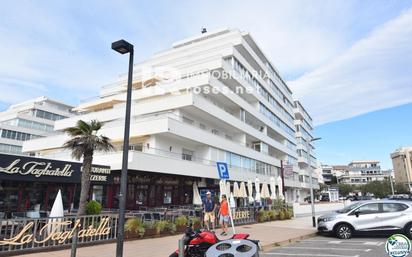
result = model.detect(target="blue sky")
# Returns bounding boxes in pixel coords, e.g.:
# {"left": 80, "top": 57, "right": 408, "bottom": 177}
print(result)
{"left": 0, "top": 1, "right": 411, "bottom": 168}
{"left": 315, "top": 103, "right": 412, "bottom": 169}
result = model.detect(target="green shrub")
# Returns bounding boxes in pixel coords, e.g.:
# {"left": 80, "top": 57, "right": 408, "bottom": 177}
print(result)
{"left": 143, "top": 222, "right": 155, "bottom": 229}
{"left": 125, "top": 218, "right": 142, "bottom": 233}
{"left": 188, "top": 217, "right": 201, "bottom": 227}
{"left": 174, "top": 216, "right": 188, "bottom": 227}
{"left": 267, "top": 210, "right": 276, "bottom": 221}
{"left": 278, "top": 210, "right": 286, "bottom": 220}
{"left": 137, "top": 226, "right": 145, "bottom": 238}
{"left": 154, "top": 220, "right": 168, "bottom": 234}
{"left": 85, "top": 200, "right": 102, "bottom": 215}
{"left": 165, "top": 221, "right": 177, "bottom": 234}
{"left": 257, "top": 210, "right": 268, "bottom": 223}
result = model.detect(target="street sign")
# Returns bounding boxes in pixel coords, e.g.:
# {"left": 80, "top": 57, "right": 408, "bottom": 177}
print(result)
{"left": 216, "top": 162, "right": 230, "bottom": 179}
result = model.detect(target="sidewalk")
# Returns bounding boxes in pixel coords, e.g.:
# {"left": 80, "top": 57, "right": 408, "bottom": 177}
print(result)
{"left": 20, "top": 216, "right": 317, "bottom": 257}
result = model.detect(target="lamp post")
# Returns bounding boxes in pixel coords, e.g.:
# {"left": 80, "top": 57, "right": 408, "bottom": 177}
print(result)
{"left": 112, "top": 39, "right": 134, "bottom": 257}
{"left": 307, "top": 137, "right": 321, "bottom": 228}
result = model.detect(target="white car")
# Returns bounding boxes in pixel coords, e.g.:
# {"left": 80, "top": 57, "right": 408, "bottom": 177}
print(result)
{"left": 317, "top": 200, "right": 412, "bottom": 239}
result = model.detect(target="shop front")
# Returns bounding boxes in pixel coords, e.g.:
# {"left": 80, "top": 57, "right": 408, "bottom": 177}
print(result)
{"left": 0, "top": 153, "right": 112, "bottom": 217}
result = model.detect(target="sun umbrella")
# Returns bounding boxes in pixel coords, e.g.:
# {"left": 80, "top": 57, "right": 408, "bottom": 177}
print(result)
{"left": 270, "top": 177, "right": 277, "bottom": 200}
{"left": 219, "top": 180, "right": 228, "bottom": 199}
{"left": 193, "top": 182, "right": 202, "bottom": 205}
{"left": 233, "top": 182, "right": 241, "bottom": 197}
{"left": 48, "top": 189, "right": 64, "bottom": 234}
{"left": 277, "top": 175, "right": 284, "bottom": 199}
{"left": 255, "top": 178, "right": 261, "bottom": 202}
{"left": 239, "top": 182, "right": 247, "bottom": 198}
{"left": 229, "top": 192, "right": 236, "bottom": 208}
{"left": 247, "top": 179, "right": 254, "bottom": 204}
{"left": 261, "top": 182, "right": 270, "bottom": 198}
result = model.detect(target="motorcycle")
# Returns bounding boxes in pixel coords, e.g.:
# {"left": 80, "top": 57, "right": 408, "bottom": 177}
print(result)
{"left": 169, "top": 224, "right": 259, "bottom": 257}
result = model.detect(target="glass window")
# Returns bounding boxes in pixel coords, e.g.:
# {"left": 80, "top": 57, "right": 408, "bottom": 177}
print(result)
{"left": 383, "top": 203, "right": 408, "bottom": 212}
{"left": 356, "top": 203, "right": 380, "bottom": 214}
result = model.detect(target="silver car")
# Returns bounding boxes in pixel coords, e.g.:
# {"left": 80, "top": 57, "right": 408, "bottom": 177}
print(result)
{"left": 317, "top": 200, "right": 412, "bottom": 239}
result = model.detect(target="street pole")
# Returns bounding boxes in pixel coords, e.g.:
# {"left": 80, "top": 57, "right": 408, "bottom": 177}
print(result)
{"left": 389, "top": 174, "right": 395, "bottom": 195}
{"left": 307, "top": 137, "right": 321, "bottom": 228}
{"left": 112, "top": 39, "right": 134, "bottom": 257}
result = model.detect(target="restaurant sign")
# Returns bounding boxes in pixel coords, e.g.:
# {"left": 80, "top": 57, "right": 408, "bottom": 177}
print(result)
{"left": 0, "top": 217, "right": 111, "bottom": 246}
{"left": 0, "top": 153, "right": 112, "bottom": 183}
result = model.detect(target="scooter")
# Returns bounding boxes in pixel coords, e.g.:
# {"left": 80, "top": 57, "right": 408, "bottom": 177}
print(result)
{"left": 169, "top": 224, "right": 259, "bottom": 257}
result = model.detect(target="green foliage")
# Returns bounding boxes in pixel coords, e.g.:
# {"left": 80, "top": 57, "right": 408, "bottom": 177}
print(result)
{"left": 125, "top": 218, "right": 143, "bottom": 233}
{"left": 360, "top": 180, "right": 392, "bottom": 198}
{"left": 267, "top": 210, "right": 276, "bottom": 221}
{"left": 189, "top": 216, "right": 201, "bottom": 227}
{"left": 85, "top": 200, "right": 102, "bottom": 215}
{"left": 125, "top": 218, "right": 145, "bottom": 238}
{"left": 278, "top": 209, "right": 286, "bottom": 220}
{"left": 257, "top": 210, "right": 268, "bottom": 223}
{"left": 143, "top": 222, "right": 155, "bottom": 229}
{"left": 174, "top": 216, "right": 188, "bottom": 226}
{"left": 395, "top": 183, "right": 409, "bottom": 194}
{"left": 337, "top": 184, "right": 355, "bottom": 197}
{"left": 154, "top": 220, "right": 168, "bottom": 234}
{"left": 165, "top": 222, "right": 177, "bottom": 234}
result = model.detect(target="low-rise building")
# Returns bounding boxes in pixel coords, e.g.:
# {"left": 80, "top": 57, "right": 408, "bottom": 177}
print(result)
{"left": 338, "top": 160, "right": 390, "bottom": 185}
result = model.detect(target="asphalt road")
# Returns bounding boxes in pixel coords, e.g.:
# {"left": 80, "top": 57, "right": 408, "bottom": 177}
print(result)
{"left": 262, "top": 236, "right": 390, "bottom": 257}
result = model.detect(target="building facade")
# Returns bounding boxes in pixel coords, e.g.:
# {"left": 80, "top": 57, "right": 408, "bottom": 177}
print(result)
{"left": 338, "top": 160, "right": 390, "bottom": 185}
{"left": 391, "top": 147, "right": 412, "bottom": 187}
{"left": 22, "top": 29, "right": 318, "bottom": 209}
{"left": 0, "top": 97, "right": 74, "bottom": 155}
{"left": 293, "top": 100, "right": 319, "bottom": 201}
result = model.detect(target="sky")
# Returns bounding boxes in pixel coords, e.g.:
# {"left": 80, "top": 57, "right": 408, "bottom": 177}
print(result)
{"left": 0, "top": 1, "right": 411, "bottom": 168}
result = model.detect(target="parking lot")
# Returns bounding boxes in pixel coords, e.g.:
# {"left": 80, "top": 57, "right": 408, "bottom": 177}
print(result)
{"left": 262, "top": 236, "right": 389, "bottom": 257}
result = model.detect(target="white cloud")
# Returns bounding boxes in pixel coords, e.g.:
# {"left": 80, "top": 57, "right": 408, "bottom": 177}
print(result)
{"left": 289, "top": 8, "right": 412, "bottom": 125}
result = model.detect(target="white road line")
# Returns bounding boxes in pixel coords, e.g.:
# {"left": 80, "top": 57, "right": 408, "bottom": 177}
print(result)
{"left": 281, "top": 246, "right": 371, "bottom": 252}
{"left": 263, "top": 253, "right": 360, "bottom": 257}
{"left": 304, "top": 239, "right": 385, "bottom": 243}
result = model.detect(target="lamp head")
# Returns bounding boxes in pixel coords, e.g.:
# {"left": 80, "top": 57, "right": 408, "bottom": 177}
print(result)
{"left": 112, "top": 39, "right": 133, "bottom": 54}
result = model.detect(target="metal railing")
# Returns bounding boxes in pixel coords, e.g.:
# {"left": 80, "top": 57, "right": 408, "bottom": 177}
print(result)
{"left": 0, "top": 214, "right": 118, "bottom": 255}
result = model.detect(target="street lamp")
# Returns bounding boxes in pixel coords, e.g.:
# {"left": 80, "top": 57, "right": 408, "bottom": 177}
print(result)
{"left": 308, "top": 137, "right": 321, "bottom": 228}
{"left": 112, "top": 39, "right": 134, "bottom": 257}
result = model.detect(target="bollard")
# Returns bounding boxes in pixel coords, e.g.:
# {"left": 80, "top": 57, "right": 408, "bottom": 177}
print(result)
{"left": 178, "top": 238, "right": 184, "bottom": 257}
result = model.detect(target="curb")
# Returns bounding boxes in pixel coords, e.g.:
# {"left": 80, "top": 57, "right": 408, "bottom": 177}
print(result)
{"left": 260, "top": 232, "right": 318, "bottom": 252}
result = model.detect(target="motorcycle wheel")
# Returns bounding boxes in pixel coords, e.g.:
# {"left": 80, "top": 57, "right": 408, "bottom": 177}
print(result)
{"left": 168, "top": 252, "right": 178, "bottom": 257}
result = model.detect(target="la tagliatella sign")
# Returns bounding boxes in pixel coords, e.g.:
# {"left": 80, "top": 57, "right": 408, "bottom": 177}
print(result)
{"left": 0, "top": 217, "right": 111, "bottom": 246}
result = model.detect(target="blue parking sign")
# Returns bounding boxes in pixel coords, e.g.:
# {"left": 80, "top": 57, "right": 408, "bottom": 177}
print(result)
{"left": 216, "top": 162, "right": 229, "bottom": 179}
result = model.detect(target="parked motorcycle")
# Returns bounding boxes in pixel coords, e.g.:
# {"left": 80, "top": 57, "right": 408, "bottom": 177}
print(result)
{"left": 169, "top": 225, "right": 259, "bottom": 257}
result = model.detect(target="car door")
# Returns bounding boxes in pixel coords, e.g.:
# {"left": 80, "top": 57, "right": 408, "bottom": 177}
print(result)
{"left": 350, "top": 203, "right": 382, "bottom": 231}
{"left": 377, "top": 203, "right": 409, "bottom": 230}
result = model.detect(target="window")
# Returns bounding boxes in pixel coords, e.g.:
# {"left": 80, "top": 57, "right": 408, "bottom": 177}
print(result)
{"left": 356, "top": 203, "right": 380, "bottom": 214}
{"left": 1, "top": 129, "right": 40, "bottom": 141}
{"left": 163, "top": 187, "right": 172, "bottom": 204}
{"left": 383, "top": 203, "right": 408, "bottom": 212}
{"left": 35, "top": 109, "right": 67, "bottom": 121}
{"left": 0, "top": 143, "right": 23, "bottom": 154}
{"left": 182, "top": 148, "right": 194, "bottom": 161}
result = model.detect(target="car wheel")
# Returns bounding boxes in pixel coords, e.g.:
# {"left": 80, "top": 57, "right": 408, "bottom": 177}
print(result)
{"left": 404, "top": 223, "right": 412, "bottom": 239}
{"left": 335, "top": 224, "right": 352, "bottom": 239}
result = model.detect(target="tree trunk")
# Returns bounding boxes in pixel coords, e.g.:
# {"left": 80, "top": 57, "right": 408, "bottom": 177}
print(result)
{"left": 77, "top": 152, "right": 93, "bottom": 216}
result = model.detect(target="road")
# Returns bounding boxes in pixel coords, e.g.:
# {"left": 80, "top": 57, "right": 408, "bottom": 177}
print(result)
{"left": 262, "top": 236, "right": 389, "bottom": 257}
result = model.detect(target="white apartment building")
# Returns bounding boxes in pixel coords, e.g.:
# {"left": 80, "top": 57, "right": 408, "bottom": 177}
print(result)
{"left": 0, "top": 97, "right": 74, "bottom": 155}
{"left": 23, "top": 29, "right": 318, "bottom": 208}
{"left": 338, "top": 160, "right": 390, "bottom": 185}
{"left": 294, "top": 100, "right": 319, "bottom": 201}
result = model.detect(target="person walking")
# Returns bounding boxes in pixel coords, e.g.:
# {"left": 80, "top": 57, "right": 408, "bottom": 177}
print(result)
{"left": 219, "top": 194, "right": 229, "bottom": 236}
{"left": 202, "top": 191, "right": 217, "bottom": 231}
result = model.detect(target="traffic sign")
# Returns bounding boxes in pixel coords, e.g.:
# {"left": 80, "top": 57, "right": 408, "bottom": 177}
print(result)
{"left": 216, "top": 162, "right": 230, "bottom": 179}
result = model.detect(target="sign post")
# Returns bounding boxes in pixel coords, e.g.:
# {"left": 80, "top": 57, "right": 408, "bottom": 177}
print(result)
{"left": 216, "top": 162, "right": 235, "bottom": 234}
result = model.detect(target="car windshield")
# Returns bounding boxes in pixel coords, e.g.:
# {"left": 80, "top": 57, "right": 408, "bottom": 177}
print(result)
{"left": 336, "top": 202, "right": 363, "bottom": 213}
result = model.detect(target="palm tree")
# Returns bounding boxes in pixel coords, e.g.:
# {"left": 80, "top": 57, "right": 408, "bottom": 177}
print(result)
{"left": 63, "top": 120, "right": 114, "bottom": 215}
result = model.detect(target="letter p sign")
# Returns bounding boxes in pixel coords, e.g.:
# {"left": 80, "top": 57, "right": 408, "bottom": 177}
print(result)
{"left": 216, "top": 162, "right": 229, "bottom": 179}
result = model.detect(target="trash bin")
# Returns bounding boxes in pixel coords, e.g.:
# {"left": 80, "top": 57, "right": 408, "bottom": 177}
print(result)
{"left": 206, "top": 239, "right": 259, "bottom": 257}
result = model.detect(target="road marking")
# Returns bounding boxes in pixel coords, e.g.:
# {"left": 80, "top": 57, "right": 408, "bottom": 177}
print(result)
{"left": 263, "top": 253, "right": 359, "bottom": 257}
{"left": 281, "top": 246, "right": 371, "bottom": 252}
{"left": 328, "top": 241, "right": 342, "bottom": 244}
{"left": 364, "top": 242, "right": 379, "bottom": 246}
